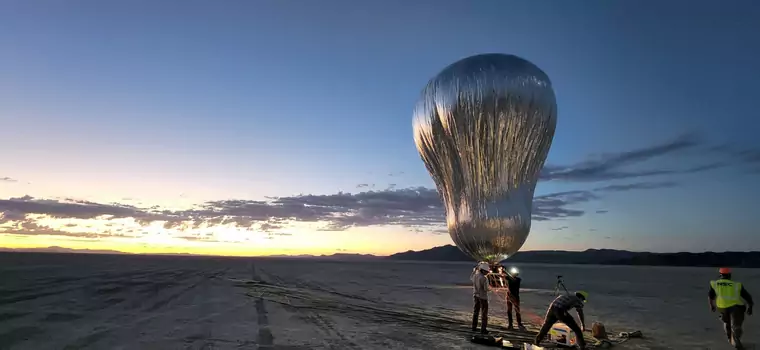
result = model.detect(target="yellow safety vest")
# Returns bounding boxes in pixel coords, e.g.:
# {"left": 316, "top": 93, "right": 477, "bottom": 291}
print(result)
{"left": 710, "top": 279, "right": 744, "bottom": 308}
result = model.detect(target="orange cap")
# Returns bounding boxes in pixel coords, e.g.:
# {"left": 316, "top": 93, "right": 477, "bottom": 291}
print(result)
{"left": 719, "top": 267, "right": 732, "bottom": 274}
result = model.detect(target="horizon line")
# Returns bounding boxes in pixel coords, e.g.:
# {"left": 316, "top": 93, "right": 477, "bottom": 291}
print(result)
{"left": 2, "top": 245, "right": 759, "bottom": 258}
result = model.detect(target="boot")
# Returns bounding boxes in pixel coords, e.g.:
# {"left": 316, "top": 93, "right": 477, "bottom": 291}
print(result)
{"left": 733, "top": 336, "right": 743, "bottom": 349}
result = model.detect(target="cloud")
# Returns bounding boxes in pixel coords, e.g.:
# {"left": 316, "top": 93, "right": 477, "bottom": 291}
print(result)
{"left": 708, "top": 145, "right": 760, "bottom": 172}
{"left": 0, "top": 214, "right": 101, "bottom": 239}
{"left": 539, "top": 133, "right": 732, "bottom": 182}
{"left": 593, "top": 181, "right": 677, "bottom": 193}
{"left": 0, "top": 195, "right": 177, "bottom": 222}
{"left": 1, "top": 133, "right": 754, "bottom": 240}
{"left": 1, "top": 177, "right": 18, "bottom": 183}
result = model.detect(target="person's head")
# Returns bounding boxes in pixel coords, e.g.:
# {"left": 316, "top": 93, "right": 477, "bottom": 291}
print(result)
{"left": 719, "top": 267, "right": 732, "bottom": 279}
{"left": 575, "top": 291, "right": 589, "bottom": 303}
{"left": 478, "top": 262, "right": 490, "bottom": 273}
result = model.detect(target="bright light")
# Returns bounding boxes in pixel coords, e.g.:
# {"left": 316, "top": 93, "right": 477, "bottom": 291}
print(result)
{"left": 509, "top": 267, "right": 519, "bottom": 275}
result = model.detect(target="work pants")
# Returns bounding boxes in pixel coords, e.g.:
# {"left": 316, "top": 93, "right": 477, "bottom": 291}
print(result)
{"left": 719, "top": 305, "right": 746, "bottom": 344}
{"left": 472, "top": 296, "right": 488, "bottom": 332}
{"left": 507, "top": 296, "right": 522, "bottom": 327}
{"left": 535, "top": 307, "right": 586, "bottom": 349}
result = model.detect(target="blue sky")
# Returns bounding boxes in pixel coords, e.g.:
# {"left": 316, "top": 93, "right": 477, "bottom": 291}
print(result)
{"left": 1, "top": 1, "right": 759, "bottom": 254}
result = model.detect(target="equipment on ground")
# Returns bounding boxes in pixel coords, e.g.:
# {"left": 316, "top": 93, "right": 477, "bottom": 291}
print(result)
{"left": 549, "top": 323, "right": 579, "bottom": 347}
{"left": 554, "top": 275, "right": 569, "bottom": 296}
{"left": 413, "top": 53, "right": 558, "bottom": 264}
{"left": 470, "top": 334, "right": 539, "bottom": 349}
{"left": 591, "top": 322, "right": 608, "bottom": 339}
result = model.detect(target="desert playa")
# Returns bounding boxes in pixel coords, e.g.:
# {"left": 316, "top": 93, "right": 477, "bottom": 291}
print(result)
{"left": 0, "top": 253, "right": 757, "bottom": 349}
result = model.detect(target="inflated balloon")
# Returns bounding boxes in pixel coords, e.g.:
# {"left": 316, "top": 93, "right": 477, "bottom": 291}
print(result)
{"left": 413, "top": 53, "right": 557, "bottom": 263}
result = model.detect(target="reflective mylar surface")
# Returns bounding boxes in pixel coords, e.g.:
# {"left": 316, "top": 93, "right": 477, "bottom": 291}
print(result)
{"left": 413, "top": 54, "right": 557, "bottom": 263}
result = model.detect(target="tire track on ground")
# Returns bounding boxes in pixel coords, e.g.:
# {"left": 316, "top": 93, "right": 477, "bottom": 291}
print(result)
{"left": 257, "top": 268, "right": 362, "bottom": 350}
{"left": 144, "top": 270, "right": 206, "bottom": 312}
{"left": 61, "top": 268, "right": 217, "bottom": 349}
{"left": 250, "top": 271, "right": 493, "bottom": 349}
{"left": 250, "top": 263, "right": 275, "bottom": 350}
{"left": 181, "top": 268, "right": 231, "bottom": 349}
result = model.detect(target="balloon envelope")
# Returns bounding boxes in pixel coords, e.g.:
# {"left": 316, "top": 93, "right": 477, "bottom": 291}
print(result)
{"left": 413, "top": 53, "right": 557, "bottom": 263}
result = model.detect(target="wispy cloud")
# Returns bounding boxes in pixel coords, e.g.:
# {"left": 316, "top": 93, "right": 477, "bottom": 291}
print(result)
{"left": 593, "top": 181, "right": 677, "bottom": 192}
{"left": 708, "top": 144, "right": 760, "bottom": 172}
{"left": 539, "top": 133, "right": 735, "bottom": 182}
{"left": 1, "top": 177, "right": 18, "bottom": 183}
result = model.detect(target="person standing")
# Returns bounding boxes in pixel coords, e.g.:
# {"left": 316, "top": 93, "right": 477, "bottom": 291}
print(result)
{"left": 534, "top": 291, "right": 589, "bottom": 350}
{"left": 709, "top": 267, "right": 754, "bottom": 349}
{"left": 504, "top": 267, "right": 525, "bottom": 330}
{"left": 471, "top": 262, "right": 491, "bottom": 334}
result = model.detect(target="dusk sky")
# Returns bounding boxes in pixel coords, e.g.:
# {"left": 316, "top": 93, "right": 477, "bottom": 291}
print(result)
{"left": 1, "top": 1, "right": 759, "bottom": 256}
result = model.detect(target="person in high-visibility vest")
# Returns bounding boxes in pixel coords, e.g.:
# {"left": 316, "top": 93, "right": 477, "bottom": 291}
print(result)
{"left": 709, "top": 267, "right": 754, "bottom": 349}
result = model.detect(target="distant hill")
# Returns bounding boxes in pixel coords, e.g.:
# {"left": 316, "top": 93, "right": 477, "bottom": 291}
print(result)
{"left": 0, "top": 246, "right": 128, "bottom": 255}
{"left": 322, "top": 253, "right": 380, "bottom": 260}
{"left": 4, "top": 245, "right": 758, "bottom": 267}
{"left": 0, "top": 247, "right": 379, "bottom": 260}
{"left": 387, "top": 245, "right": 760, "bottom": 268}
{"left": 263, "top": 253, "right": 381, "bottom": 261}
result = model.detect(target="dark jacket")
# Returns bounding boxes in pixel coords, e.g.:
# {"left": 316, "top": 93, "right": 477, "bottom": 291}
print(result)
{"left": 505, "top": 273, "right": 521, "bottom": 299}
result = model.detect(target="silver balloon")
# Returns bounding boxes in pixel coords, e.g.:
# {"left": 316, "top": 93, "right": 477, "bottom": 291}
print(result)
{"left": 413, "top": 53, "right": 557, "bottom": 263}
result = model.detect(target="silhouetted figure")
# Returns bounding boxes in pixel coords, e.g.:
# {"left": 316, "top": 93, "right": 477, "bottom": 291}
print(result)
{"left": 504, "top": 267, "right": 525, "bottom": 330}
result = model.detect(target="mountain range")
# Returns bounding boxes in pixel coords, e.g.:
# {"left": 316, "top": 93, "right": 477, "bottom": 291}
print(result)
{"left": 3, "top": 245, "right": 759, "bottom": 267}
{"left": 387, "top": 245, "right": 760, "bottom": 267}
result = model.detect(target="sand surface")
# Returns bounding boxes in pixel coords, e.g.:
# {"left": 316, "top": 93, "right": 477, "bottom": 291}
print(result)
{"left": 0, "top": 253, "right": 757, "bottom": 349}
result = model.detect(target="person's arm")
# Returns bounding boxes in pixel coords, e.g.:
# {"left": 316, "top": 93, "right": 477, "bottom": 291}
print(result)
{"left": 708, "top": 286, "right": 717, "bottom": 311}
{"left": 741, "top": 286, "right": 753, "bottom": 315}
{"left": 576, "top": 306, "right": 586, "bottom": 331}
